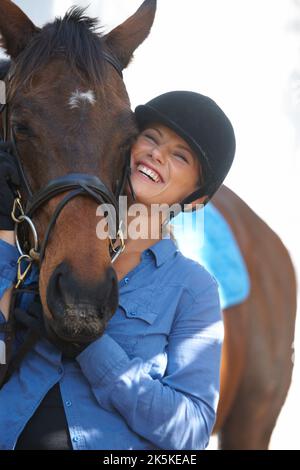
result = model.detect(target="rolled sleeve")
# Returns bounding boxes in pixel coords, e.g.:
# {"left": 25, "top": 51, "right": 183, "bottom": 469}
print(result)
{"left": 76, "top": 333, "right": 134, "bottom": 411}
{"left": 77, "top": 334, "right": 130, "bottom": 387}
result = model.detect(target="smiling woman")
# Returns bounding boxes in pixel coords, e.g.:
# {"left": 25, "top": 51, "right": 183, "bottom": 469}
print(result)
{"left": 111, "top": 90, "right": 235, "bottom": 280}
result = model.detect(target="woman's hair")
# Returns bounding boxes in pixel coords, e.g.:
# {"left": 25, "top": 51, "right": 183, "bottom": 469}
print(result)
{"left": 194, "top": 156, "right": 205, "bottom": 192}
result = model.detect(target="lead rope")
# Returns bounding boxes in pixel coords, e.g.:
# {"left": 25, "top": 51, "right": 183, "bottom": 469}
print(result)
{"left": 0, "top": 284, "right": 39, "bottom": 388}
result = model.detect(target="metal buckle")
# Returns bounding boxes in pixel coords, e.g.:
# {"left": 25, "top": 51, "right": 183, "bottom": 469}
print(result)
{"left": 110, "top": 221, "right": 126, "bottom": 263}
{"left": 111, "top": 243, "right": 125, "bottom": 264}
{"left": 11, "top": 192, "right": 24, "bottom": 222}
{"left": 16, "top": 255, "right": 33, "bottom": 288}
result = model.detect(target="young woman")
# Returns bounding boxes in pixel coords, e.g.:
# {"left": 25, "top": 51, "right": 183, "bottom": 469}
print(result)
{"left": 0, "top": 91, "right": 235, "bottom": 450}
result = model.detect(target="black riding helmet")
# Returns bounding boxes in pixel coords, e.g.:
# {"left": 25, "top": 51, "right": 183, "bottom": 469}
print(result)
{"left": 135, "top": 91, "right": 236, "bottom": 209}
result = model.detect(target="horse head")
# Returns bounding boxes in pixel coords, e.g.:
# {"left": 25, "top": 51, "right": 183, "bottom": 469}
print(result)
{"left": 0, "top": 0, "right": 157, "bottom": 346}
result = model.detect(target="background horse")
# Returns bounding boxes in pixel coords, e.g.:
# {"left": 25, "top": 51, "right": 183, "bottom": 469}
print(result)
{"left": 0, "top": 0, "right": 297, "bottom": 450}
{"left": 212, "top": 185, "right": 297, "bottom": 449}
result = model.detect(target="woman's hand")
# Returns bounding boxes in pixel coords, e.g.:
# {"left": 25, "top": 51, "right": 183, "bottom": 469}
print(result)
{"left": 0, "top": 140, "right": 20, "bottom": 231}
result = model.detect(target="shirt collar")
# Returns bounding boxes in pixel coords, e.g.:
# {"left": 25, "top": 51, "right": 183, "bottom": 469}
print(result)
{"left": 146, "top": 237, "right": 178, "bottom": 268}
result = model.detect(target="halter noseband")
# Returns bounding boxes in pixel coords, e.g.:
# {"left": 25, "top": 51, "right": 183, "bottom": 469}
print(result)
{"left": 0, "top": 52, "right": 135, "bottom": 285}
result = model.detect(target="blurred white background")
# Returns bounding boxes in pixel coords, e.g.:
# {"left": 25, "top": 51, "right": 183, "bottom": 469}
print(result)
{"left": 1, "top": 0, "right": 299, "bottom": 449}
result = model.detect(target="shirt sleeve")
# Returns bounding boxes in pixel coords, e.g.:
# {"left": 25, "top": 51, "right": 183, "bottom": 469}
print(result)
{"left": 0, "top": 239, "right": 19, "bottom": 300}
{"left": 77, "top": 280, "right": 223, "bottom": 450}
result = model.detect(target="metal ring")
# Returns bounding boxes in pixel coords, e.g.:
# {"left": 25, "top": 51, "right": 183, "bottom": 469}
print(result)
{"left": 14, "top": 215, "right": 39, "bottom": 258}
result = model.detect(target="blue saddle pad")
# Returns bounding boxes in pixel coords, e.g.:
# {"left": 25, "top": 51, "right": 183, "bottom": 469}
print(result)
{"left": 171, "top": 202, "right": 250, "bottom": 309}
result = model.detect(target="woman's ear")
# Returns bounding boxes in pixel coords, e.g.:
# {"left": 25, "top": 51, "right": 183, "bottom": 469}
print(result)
{"left": 190, "top": 195, "right": 209, "bottom": 209}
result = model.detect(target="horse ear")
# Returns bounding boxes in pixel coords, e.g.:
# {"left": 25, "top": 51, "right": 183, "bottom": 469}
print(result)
{"left": 0, "top": 0, "right": 40, "bottom": 58}
{"left": 104, "top": 0, "right": 157, "bottom": 69}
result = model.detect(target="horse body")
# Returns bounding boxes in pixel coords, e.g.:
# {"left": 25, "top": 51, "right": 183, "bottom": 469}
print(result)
{"left": 213, "top": 185, "right": 297, "bottom": 449}
{"left": 0, "top": 0, "right": 297, "bottom": 450}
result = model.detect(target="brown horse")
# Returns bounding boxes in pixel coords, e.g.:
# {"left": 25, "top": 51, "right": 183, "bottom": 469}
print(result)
{"left": 0, "top": 0, "right": 157, "bottom": 347}
{"left": 0, "top": 0, "right": 297, "bottom": 450}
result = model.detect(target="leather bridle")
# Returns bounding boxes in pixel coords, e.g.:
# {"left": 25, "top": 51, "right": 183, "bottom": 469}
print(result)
{"left": 0, "top": 52, "right": 136, "bottom": 285}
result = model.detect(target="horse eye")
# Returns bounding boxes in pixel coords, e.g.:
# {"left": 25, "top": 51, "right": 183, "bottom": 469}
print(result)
{"left": 13, "top": 123, "right": 29, "bottom": 133}
{"left": 12, "top": 122, "right": 33, "bottom": 138}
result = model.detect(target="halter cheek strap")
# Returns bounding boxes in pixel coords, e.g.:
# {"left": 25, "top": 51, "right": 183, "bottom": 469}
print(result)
{"left": 0, "top": 82, "right": 8, "bottom": 141}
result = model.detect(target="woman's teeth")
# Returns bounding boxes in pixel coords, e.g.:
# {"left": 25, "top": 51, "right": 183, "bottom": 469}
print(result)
{"left": 137, "top": 164, "right": 162, "bottom": 183}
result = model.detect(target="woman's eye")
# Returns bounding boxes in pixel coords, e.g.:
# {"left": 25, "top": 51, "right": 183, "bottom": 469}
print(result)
{"left": 175, "top": 154, "right": 188, "bottom": 162}
{"left": 144, "top": 133, "right": 157, "bottom": 143}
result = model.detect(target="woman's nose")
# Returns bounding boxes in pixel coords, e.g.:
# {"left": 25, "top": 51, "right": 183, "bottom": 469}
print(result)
{"left": 150, "top": 146, "right": 166, "bottom": 164}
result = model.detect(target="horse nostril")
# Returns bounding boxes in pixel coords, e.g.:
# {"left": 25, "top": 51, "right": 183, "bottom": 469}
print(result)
{"left": 47, "top": 262, "right": 69, "bottom": 319}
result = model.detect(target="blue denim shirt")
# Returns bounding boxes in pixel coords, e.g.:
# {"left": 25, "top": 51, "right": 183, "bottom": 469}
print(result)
{"left": 0, "top": 238, "right": 223, "bottom": 450}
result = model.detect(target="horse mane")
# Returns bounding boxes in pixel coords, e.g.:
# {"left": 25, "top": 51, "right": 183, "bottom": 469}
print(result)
{"left": 10, "top": 7, "right": 106, "bottom": 90}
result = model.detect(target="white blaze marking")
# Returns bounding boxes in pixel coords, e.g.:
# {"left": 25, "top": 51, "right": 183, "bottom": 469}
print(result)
{"left": 69, "top": 90, "right": 96, "bottom": 109}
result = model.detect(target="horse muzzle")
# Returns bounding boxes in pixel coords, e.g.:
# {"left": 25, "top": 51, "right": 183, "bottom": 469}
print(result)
{"left": 45, "top": 261, "right": 118, "bottom": 343}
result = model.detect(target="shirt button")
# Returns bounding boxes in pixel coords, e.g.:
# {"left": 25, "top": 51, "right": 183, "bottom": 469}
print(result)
{"left": 65, "top": 400, "right": 72, "bottom": 407}
{"left": 72, "top": 436, "right": 80, "bottom": 443}
{"left": 124, "top": 277, "right": 129, "bottom": 284}
{"left": 57, "top": 367, "right": 63, "bottom": 375}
